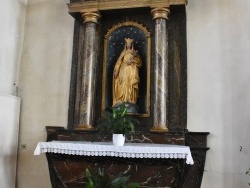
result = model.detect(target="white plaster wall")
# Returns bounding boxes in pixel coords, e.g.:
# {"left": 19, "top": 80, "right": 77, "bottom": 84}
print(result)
{"left": 0, "top": 94, "right": 21, "bottom": 188}
{"left": 187, "top": 0, "right": 250, "bottom": 187}
{"left": 0, "top": 0, "right": 27, "bottom": 95}
{"left": 17, "top": 0, "right": 74, "bottom": 187}
{"left": 0, "top": 0, "right": 26, "bottom": 187}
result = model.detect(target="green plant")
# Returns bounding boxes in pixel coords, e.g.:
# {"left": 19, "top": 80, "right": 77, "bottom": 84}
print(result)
{"left": 97, "top": 102, "right": 139, "bottom": 136}
{"left": 85, "top": 168, "right": 139, "bottom": 188}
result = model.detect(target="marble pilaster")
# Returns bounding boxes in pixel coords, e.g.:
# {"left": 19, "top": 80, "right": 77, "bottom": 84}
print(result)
{"left": 76, "top": 10, "right": 100, "bottom": 130}
{"left": 151, "top": 7, "right": 170, "bottom": 132}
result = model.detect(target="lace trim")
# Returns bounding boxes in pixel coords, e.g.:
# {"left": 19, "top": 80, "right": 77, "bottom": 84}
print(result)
{"left": 34, "top": 141, "right": 194, "bottom": 165}
{"left": 41, "top": 148, "right": 187, "bottom": 159}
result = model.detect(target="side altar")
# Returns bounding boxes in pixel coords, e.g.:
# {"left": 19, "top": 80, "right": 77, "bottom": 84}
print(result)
{"left": 43, "top": 127, "right": 208, "bottom": 188}
{"left": 41, "top": 0, "right": 210, "bottom": 187}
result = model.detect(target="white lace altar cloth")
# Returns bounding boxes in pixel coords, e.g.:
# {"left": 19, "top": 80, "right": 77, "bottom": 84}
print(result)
{"left": 34, "top": 141, "right": 194, "bottom": 165}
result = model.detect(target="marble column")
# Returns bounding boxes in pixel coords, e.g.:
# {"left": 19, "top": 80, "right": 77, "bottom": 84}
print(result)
{"left": 151, "top": 7, "right": 170, "bottom": 132}
{"left": 76, "top": 10, "right": 100, "bottom": 130}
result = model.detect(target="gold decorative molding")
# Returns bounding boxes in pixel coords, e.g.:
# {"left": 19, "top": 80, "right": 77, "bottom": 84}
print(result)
{"left": 150, "top": 125, "right": 169, "bottom": 132}
{"left": 80, "top": 9, "right": 100, "bottom": 23}
{"left": 68, "top": 0, "right": 187, "bottom": 14}
{"left": 105, "top": 21, "right": 150, "bottom": 39}
{"left": 151, "top": 7, "right": 170, "bottom": 20}
{"left": 75, "top": 124, "right": 94, "bottom": 130}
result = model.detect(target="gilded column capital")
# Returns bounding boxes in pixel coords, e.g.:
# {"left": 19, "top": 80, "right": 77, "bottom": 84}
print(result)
{"left": 151, "top": 7, "right": 170, "bottom": 20}
{"left": 80, "top": 9, "right": 100, "bottom": 23}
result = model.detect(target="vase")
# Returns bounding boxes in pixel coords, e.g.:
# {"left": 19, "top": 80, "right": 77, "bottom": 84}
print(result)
{"left": 112, "top": 134, "right": 125, "bottom": 146}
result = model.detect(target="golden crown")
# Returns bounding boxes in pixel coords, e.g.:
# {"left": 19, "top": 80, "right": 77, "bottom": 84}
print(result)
{"left": 125, "top": 38, "right": 134, "bottom": 43}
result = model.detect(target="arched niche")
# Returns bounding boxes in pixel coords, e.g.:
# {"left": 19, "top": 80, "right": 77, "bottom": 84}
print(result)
{"left": 101, "top": 21, "right": 151, "bottom": 116}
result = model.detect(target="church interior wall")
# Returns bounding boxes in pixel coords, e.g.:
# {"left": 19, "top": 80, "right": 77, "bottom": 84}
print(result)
{"left": 0, "top": 0, "right": 250, "bottom": 187}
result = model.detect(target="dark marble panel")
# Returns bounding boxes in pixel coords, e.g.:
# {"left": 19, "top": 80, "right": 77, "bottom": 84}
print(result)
{"left": 168, "top": 5, "right": 187, "bottom": 132}
{"left": 67, "top": 20, "right": 83, "bottom": 129}
{"left": 182, "top": 132, "right": 210, "bottom": 188}
{"left": 46, "top": 127, "right": 185, "bottom": 145}
{"left": 185, "top": 132, "right": 210, "bottom": 148}
{"left": 73, "top": 23, "right": 85, "bottom": 126}
{"left": 47, "top": 153, "right": 186, "bottom": 188}
{"left": 181, "top": 148, "right": 209, "bottom": 188}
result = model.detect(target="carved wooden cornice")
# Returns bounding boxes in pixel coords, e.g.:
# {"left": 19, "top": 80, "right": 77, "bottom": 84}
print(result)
{"left": 68, "top": 0, "right": 187, "bottom": 14}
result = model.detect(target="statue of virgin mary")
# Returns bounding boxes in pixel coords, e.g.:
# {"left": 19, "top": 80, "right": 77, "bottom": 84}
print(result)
{"left": 112, "top": 38, "right": 142, "bottom": 113}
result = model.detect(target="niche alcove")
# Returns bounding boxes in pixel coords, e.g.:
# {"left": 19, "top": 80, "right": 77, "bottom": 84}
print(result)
{"left": 44, "top": 0, "right": 209, "bottom": 187}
